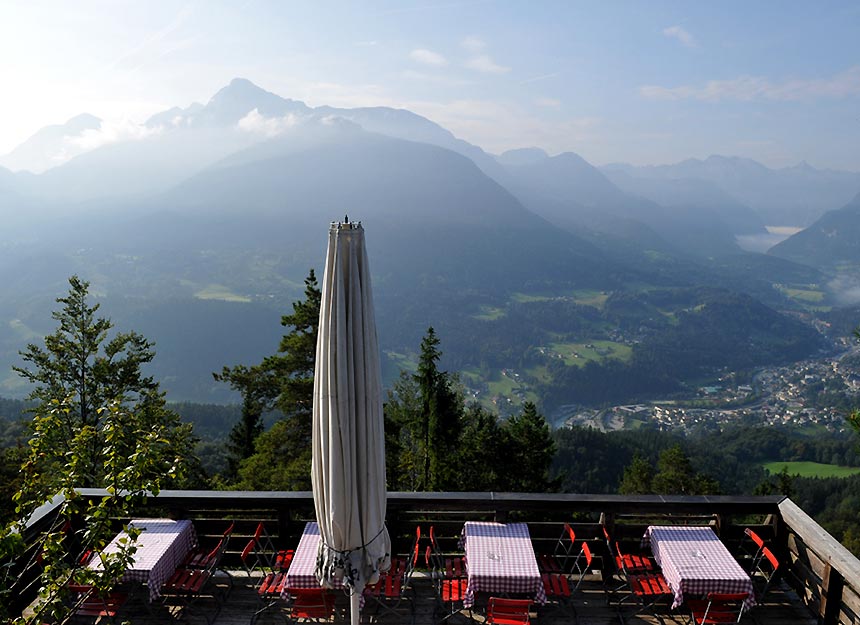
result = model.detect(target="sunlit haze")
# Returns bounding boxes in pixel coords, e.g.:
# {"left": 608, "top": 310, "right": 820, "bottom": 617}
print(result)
{"left": 1, "top": 0, "right": 859, "bottom": 170}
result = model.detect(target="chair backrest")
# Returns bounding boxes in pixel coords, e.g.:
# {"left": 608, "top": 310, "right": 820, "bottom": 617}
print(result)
{"left": 692, "top": 592, "right": 749, "bottom": 624}
{"left": 569, "top": 542, "right": 594, "bottom": 593}
{"left": 744, "top": 528, "right": 766, "bottom": 550}
{"left": 408, "top": 538, "right": 420, "bottom": 571}
{"left": 741, "top": 527, "right": 767, "bottom": 571}
{"left": 553, "top": 523, "right": 577, "bottom": 571}
{"left": 487, "top": 597, "right": 532, "bottom": 625}
{"left": 201, "top": 538, "right": 225, "bottom": 572}
{"left": 405, "top": 525, "right": 422, "bottom": 571}
{"left": 753, "top": 547, "right": 780, "bottom": 601}
{"left": 429, "top": 525, "right": 440, "bottom": 554}
{"left": 255, "top": 521, "right": 277, "bottom": 555}
{"left": 602, "top": 526, "right": 623, "bottom": 572}
{"left": 240, "top": 538, "right": 264, "bottom": 576}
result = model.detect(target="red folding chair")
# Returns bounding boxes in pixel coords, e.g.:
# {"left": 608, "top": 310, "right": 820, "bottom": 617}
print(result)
{"left": 601, "top": 526, "right": 656, "bottom": 603}
{"left": 161, "top": 539, "right": 228, "bottom": 625}
{"left": 249, "top": 570, "right": 290, "bottom": 625}
{"left": 430, "top": 525, "right": 467, "bottom": 579}
{"left": 184, "top": 521, "right": 235, "bottom": 570}
{"left": 254, "top": 521, "right": 295, "bottom": 571}
{"left": 364, "top": 537, "right": 420, "bottom": 623}
{"left": 541, "top": 541, "right": 594, "bottom": 623}
{"left": 487, "top": 597, "right": 532, "bottom": 625}
{"left": 739, "top": 527, "right": 767, "bottom": 573}
{"left": 426, "top": 545, "right": 470, "bottom": 623}
{"left": 751, "top": 547, "right": 780, "bottom": 604}
{"left": 537, "top": 523, "right": 577, "bottom": 574}
{"left": 616, "top": 545, "right": 673, "bottom": 625}
{"left": 285, "top": 587, "right": 335, "bottom": 623}
{"left": 687, "top": 592, "right": 750, "bottom": 624}
{"left": 66, "top": 583, "right": 128, "bottom": 623}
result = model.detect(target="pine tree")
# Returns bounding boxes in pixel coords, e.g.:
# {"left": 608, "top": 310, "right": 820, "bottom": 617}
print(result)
{"left": 502, "top": 402, "right": 558, "bottom": 492}
{"left": 457, "top": 404, "right": 505, "bottom": 490}
{"left": 619, "top": 453, "right": 655, "bottom": 495}
{"left": 414, "top": 327, "right": 461, "bottom": 491}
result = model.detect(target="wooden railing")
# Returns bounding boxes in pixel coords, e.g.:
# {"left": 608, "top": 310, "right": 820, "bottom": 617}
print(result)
{"left": 11, "top": 490, "right": 860, "bottom": 624}
{"left": 779, "top": 499, "right": 860, "bottom": 625}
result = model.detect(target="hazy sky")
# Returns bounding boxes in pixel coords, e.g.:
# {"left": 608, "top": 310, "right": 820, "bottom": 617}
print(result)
{"left": 1, "top": 0, "right": 859, "bottom": 169}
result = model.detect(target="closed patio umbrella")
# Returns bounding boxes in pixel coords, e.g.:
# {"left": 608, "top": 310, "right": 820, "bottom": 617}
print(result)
{"left": 312, "top": 220, "right": 391, "bottom": 625}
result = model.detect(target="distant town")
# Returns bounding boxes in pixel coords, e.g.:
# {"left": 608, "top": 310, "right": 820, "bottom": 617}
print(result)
{"left": 558, "top": 337, "right": 860, "bottom": 434}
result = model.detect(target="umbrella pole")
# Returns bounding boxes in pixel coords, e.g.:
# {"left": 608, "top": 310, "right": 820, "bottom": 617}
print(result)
{"left": 350, "top": 591, "right": 360, "bottom": 625}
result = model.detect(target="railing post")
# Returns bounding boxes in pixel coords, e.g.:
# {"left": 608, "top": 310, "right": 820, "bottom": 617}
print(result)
{"left": 819, "top": 561, "right": 844, "bottom": 625}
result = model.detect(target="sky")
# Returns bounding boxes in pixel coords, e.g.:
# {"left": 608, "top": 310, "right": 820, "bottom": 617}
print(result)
{"left": 1, "top": 0, "right": 859, "bottom": 170}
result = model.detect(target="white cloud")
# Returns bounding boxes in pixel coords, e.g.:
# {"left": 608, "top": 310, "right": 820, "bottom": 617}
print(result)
{"left": 535, "top": 97, "right": 561, "bottom": 108}
{"left": 69, "top": 118, "right": 161, "bottom": 152}
{"left": 663, "top": 25, "right": 696, "bottom": 48}
{"left": 640, "top": 66, "right": 860, "bottom": 101}
{"left": 237, "top": 109, "right": 299, "bottom": 136}
{"left": 409, "top": 48, "right": 448, "bottom": 67}
{"left": 465, "top": 54, "right": 510, "bottom": 74}
{"left": 461, "top": 35, "right": 486, "bottom": 52}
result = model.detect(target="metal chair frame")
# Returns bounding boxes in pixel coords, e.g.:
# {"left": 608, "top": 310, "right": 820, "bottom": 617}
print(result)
{"left": 426, "top": 545, "right": 471, "bottom": 623}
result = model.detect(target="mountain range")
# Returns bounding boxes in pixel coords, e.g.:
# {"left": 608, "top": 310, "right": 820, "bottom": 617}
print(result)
{"left": 0, "top": 78, "right": 856, "bottom": 406}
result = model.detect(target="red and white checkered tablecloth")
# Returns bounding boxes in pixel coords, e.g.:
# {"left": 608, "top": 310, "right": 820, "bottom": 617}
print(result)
{"left": 92, "top": 519, "right": 197, "bottom": 602}
{"left": 461, "top": 522, "right": 546, "bottom": 608}
{"left": 285, "top": 522, "right": 325, "bottom": 590}
{"left": 283, "top": 522, "right": 349, "bottom": 598}
{"left": 645, "top": 526, "right": 755, "bottom": 610}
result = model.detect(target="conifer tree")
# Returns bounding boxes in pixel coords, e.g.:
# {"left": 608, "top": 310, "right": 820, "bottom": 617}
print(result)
{"left": 502, "top": 402, "right": 558, "bottom": 492}
{"left": 456, "top": 403, "right": 505, "bottom": 490}
{"left": 414, "top": 327, "right": 461, "bottom": 490}
{"left": 619, "top": 453, "right": 655, "bottom": 495}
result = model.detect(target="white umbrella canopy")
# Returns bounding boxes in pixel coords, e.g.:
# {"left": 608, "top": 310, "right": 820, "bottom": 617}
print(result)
{"left": 312, "top": 220, "right": 391, "bottom": 623}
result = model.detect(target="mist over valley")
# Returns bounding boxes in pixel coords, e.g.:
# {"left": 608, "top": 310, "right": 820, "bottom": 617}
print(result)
{"left": 1, "top": 79, "right": 858, "bottom": 416}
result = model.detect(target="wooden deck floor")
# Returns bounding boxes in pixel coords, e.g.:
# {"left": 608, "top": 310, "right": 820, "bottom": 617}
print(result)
{"left": 117, "top": 570, "right": 816, "bottom": 625}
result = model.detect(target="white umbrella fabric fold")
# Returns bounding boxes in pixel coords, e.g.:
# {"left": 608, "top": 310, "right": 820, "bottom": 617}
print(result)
{"left": 312, "top": 221, "right": 391, "bottom": 624}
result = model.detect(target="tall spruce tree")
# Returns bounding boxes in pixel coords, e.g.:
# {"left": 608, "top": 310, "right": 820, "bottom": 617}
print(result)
{"left": 414, "top": 327, "right": 461, "bottom": 491}
{"left": 215, "top": 269, "right": 321, "bottom": 486}
{"left": 502, "top": 402, "right": 558, "bottom": 492}
{"left": 456, "top": 403, "right": 505, "bottom": 490}
{"left": 619, "top": 453, "right": 655, "bottom": 494}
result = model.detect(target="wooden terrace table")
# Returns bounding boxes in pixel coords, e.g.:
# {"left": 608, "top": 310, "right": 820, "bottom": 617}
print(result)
{"left": 644, "top": 525, "right": 755, "bottom": 610}
{"left": 90, "top": 518, "right": 197, "bottom": 602}
{"left": 461, "top": 521, "right": 546, "bottom": 609}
